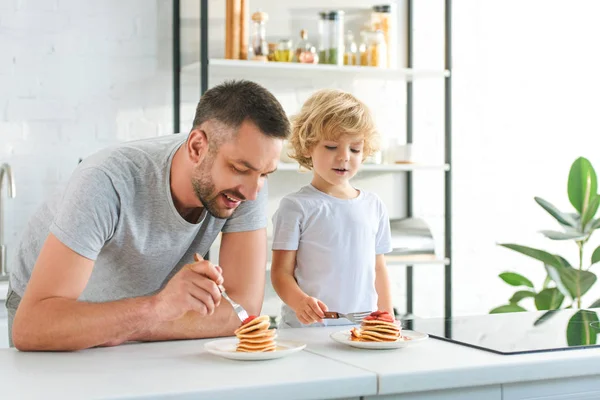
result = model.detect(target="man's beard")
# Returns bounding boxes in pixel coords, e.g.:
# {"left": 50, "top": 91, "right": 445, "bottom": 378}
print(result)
{"left": 191, "top": 156, "right": 243, "bottom": 219}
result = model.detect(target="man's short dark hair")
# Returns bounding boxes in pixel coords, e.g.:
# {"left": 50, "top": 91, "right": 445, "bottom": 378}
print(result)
{"left": 192, "top": 80, "right": 290, "bottom": 141}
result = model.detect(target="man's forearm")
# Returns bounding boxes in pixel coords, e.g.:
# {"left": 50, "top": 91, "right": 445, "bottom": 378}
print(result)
{"left": 135, "top": 300, "right": 243, "bottom": 341}
{"left": 13, "top": 296, "right": 158, "bottom": 351}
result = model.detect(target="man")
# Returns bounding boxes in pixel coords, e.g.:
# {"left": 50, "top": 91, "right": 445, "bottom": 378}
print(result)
{"left": 6, "top": 80, "right": 289, "bottom": 351}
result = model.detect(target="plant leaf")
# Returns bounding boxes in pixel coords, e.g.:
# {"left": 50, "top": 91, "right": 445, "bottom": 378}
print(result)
{"left": 592, "top": 245, "right": 600, "bottom": 266}
{"left": 534, "top": 288, "right": 565, "bottom": 310}
{"left": 534, "top": 197, "right": 577, "bottom": 227}
{"left": 538, "top": 230, "right": 588, "bottom": 241}
{"left": 509, "top": 290, "right": 536, "bottom": 304}
{"left": 544, "top": 264, "right": 572, "bottom": 298}
{"left": 499, "top": 272, "right": 534, "bottom": 288}
{"left": 558, "top": 268, "right": 597, "bottom": 298}
{"left": 589, "top": 218, "right": 600, "bottom": 232}
{"left": 498, "top": 244, "right": 566, "bottom": 270}
{"left": 490, "top": 304, "right": 527, "bottom": 314}
{"left": 567, "top": 309, "right": 599, "bottom": 346}
{"left": 568, "top": 157, "right": 597, "bottom": 215}
{"left": 582, "top": 194, "right": 600, "bottom": 228}
{"left": 534, "top": 309, "right": 560, "bottom": 326}
{"left": 589, "top": 298, "right": 600, "bottom": 308}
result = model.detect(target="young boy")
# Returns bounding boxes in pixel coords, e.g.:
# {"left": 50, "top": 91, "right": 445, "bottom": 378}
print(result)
{"left": 271, "top": 89, "right": 394, "bottom": 328}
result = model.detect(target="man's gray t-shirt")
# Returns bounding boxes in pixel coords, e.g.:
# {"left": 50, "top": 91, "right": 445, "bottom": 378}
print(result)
{"left": 9, "top": 134, "right": 267, "bottom": 301}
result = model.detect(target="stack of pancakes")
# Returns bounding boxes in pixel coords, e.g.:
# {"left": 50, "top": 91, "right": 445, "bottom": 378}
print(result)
{"left": 234, "top": 315, "right": 277, "bottom": 352}
{"left": 350, "top": 311, "right": 401, "bottom": 342}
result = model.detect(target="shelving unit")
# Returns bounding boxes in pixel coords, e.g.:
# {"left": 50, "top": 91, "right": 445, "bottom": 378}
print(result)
{"left": 182, "top": 58, "right": 450, "bottom": 81}
{"left": 276, "top": 162, "right": 449, "bottom": 173}
{"left": 172, "top": 0, "right": 453, "bottom": 324}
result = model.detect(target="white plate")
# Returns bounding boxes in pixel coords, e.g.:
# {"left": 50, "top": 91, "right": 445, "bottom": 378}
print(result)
{"left": 204, "top": 339, "right": 307, "bottom": 361}
{"left": 330, "top": 329, "right": 429, "bottom": 350}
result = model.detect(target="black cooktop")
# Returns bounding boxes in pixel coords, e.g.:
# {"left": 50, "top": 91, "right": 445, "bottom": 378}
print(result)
{"left": 404, "top": 308, "right": 600, "bottom": 355}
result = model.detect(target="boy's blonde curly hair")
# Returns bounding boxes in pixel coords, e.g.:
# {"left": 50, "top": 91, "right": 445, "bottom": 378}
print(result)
{"left": 288, "top": 89, "right": 379, "bottom": 170}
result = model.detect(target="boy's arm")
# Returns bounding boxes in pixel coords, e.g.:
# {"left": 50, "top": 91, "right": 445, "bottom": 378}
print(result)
{"left": 374, "top": 254, "right": 394, "bottom": 315}
{"left": 270, "top": 250, "right": 307, "bottom": 311}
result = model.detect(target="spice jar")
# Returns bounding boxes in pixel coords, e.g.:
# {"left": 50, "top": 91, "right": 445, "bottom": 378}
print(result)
{"left": 343, "top": 31, "right": 358, "bottom": 66}
{"left": 251, "top": 10, "right": 269, "bottom": 61}
{"left": 275, "top": 38, "right": 293, "bottom": 62}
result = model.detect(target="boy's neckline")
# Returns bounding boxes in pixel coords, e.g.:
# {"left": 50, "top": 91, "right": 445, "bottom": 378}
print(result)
{"left": 307, "top": 183, "right": 363, "bottom": 202}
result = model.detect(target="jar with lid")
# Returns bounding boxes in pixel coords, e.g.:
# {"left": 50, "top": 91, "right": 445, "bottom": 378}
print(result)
{"left": 366, "top": 29, "right": 387, "bottom": 67}
{"left": 251, "top": 10, "right": 269, "bottom": 61}
{"left": 295, "top": 30, "right": 318, "bottom": 64}
{"left": 327, "top": 10, "right": 344, "bottom": 65}
{"left": 317, "top": 12, "right": 328, "bottom": 64}
{"left": 371, "top": 4, "right": 394, "bottom": 68}
{"left": 275, "top": 39, "right": 293, "bottom": 62}
{"left": 343, "top": 31, "right": 358, "bottom": 66}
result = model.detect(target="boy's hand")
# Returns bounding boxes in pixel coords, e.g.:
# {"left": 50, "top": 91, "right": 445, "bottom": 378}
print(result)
{"left": 295, "top": 296, "right": 328, "bottom": 325}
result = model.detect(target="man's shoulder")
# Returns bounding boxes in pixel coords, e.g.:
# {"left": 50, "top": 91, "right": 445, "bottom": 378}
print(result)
{"left": 81, "top": 134, "right": 185, "bottom": 181}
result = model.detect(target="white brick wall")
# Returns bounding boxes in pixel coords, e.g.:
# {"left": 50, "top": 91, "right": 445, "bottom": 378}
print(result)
{"left": 0, "top": 0, "right": 173, "bottom": 273}
{"left": 2, "top": 0, "right": 600, "bottom": 321}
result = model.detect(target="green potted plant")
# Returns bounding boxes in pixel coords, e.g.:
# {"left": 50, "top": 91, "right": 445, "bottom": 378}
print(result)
{"left": 491, "top": 157, "right": 600, "bottom": 345}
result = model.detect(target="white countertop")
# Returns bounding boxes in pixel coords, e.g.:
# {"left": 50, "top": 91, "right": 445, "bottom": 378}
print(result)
{"left": 0, "top": 336, "right": 376, "bottom": 400}
{"left": 3, "top": 325, "right": 600, "bottom": 399}
{"left": 279, "top": 326, "right": 600, "bottom": 395}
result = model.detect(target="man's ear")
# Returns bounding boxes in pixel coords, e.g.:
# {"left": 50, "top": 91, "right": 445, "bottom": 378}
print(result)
{"left": 187, "top": 128, "right": 209, "bottom": 163}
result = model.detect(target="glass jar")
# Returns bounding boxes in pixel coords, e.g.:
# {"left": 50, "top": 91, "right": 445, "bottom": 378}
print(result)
{"left": 317, "top": 12, "right": 328, "bottom": 64}
{"left": 366, "top": 29, "right": 387, "bottom": 67}
{"left": 251, "top": 10, "right": 269, "bottom": 61}
{"left": 358, "top": 27, "right": 369, "bottom": 66}
{"left": 343, "top": 31, "right": 358, "bottom": 66}
{"left": 371, "top": 5, "right": 393, "bottom": 68}
{"left": 275, "top": 38, "right": 293, "bottom": 62}
{"left": 295, "top": 29, "right": 318, "bottom": 64}
{"left": 327, "top": 10, "right": 344, "bottom": 65}
{"left": 267, "top": 42, "right": 277, "bottom": 62}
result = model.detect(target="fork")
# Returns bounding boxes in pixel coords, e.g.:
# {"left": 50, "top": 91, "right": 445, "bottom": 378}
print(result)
{"left": 193, "top": 253, "right": 248, "bottom": 322}
{"left": 323, "top": 311, "right": 372, "bottom": 324}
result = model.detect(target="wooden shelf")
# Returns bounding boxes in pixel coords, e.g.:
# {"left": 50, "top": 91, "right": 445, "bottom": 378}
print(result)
{"left": 276, "top": 162, "right": 450, "bottom": 173}
{"left": 182, "top": 59, "right": 450, "bottom": 81}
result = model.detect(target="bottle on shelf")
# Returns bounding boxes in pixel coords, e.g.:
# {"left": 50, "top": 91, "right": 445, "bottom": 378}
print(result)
{"left": 294, "top": 29, "right": 318, "bottom": 64}
{"left": 251, "top": 10, "right": 269, "bottom": 61}
{"left": 343, "top": 31, "right": 358, "bottom": 66}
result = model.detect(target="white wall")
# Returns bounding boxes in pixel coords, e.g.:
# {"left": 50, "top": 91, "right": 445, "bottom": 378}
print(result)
{"left": 2, "top": 0, "right": 600, "bottom": 320}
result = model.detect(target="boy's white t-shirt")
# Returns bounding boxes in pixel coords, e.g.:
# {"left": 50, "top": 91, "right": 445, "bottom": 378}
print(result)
{"left": 272, "top": 184, "right": 392, "bottom": 328}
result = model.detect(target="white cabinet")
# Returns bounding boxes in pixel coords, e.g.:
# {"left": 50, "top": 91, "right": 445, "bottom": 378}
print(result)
{"left": 365, "top": 385, "right": 501, "bottom": 400}
{"left": 503, "top": 376, "right": 600, "bottom": 400}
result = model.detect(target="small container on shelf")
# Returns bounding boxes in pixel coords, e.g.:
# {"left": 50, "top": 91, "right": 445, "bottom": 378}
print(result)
{"left": 327, "top": 10, "right": 345, "bottom": 65}
{"left": 365, "top": 29, "right": 387, "bottom": 67}
{"left": 317, "top": 12, "right": 328, "bottom": 64}
{"left": 343, "top": 31, "right": 358, "bottom": 66}
{"left": 371, "top": 4, "right": 394, "bottom": 68}
{"left": 294, "top": 29, "right": 319, "bottom": 64}
{"left": 266, "top": 42, "right": 277, "bottom": 62}
{"left": 275, "top": 38, "right": 293, "bottom": 62}
{"left": 251, "top": 10, "right": 269, "bottom": 61}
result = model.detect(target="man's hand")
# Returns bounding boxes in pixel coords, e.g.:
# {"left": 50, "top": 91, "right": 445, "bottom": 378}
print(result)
{"left": 153, "top": 254, "right": 223, "bottom": 322}
{"left": 295, "top": 296, "right": 328, "bottom": 325}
